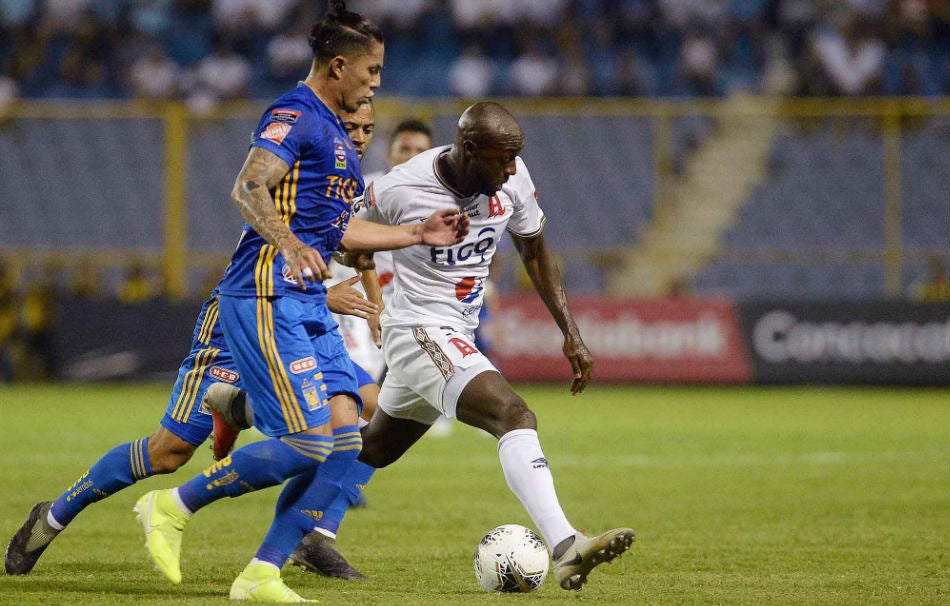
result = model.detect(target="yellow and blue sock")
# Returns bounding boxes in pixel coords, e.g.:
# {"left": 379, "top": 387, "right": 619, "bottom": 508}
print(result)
{"left": 314, "top": 460, "right": 376, "bottom": 536}
{"left": 50, "top": 437, "right": 152, "bottom": 526}
{"left": 177, "top": 433, "right": 332, "bottom": 512}
{"left": 254, "top": 425, "right": 361, "bottom": 567}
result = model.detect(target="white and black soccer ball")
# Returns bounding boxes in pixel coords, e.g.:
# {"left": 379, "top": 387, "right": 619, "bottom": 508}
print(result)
{"left": 473, "top": 524, "right": 549, "bottom": 593}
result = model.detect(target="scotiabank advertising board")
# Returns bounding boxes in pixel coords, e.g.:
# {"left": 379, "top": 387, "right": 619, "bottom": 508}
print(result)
{"left": 492, "top": 296, "right": 752, "bottom": 383}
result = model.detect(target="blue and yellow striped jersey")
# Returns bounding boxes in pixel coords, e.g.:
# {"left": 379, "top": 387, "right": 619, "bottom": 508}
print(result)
{"left": 218, "top": 83, "right": 364, "bottom": 302}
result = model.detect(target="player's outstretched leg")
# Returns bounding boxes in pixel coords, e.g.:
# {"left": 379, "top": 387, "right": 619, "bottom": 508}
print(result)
{"left": 133, "top": 489, "right": 191, "bottom": 584}
{"left": 230, "top": 561, "right": 315, "bottom": 603}
{"left": 552, "top": 528, "right": 635, "bottom": 590}
{"left": 4, "top": 502, "right": 58, "bottom": 575}
{"left": 202, "top": 382, "right": 252, "bottom": 460}
{"left": 286, "top": 454, "right": 375, "bottom": 579}
{"left": 288, "top": 532, "right": 365, "bottom": 580}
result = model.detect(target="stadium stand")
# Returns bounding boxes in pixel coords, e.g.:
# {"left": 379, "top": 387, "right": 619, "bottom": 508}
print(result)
{"left": 693, "top": 117, "right": 949, "bottom": 299}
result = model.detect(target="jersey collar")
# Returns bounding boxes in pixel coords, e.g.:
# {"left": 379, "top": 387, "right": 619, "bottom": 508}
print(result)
{"left": 433, "top": 147, "right": 474, "bottom": 201}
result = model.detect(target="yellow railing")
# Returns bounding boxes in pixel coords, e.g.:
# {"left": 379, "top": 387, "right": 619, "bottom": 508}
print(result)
{"left": 2, "top": 96, "right": 948, "bottom": 299}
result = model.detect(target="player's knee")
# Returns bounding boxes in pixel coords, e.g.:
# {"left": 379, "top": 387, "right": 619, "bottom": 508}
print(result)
{"left": 356, "top": 442, "right": 393, "bottom": 468}
{"left": 498, "top": 394, "right": 536, "bottom": 432}
{"left": 148, "top": 446, "right": 194, "bottom": 474}
{"left": 147, "top": 431, "right": 196, "bottom": 473}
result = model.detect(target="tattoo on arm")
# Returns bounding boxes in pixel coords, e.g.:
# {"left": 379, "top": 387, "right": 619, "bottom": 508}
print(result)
{"left": 231, "top": 148, "right": 294, "bottom": 251}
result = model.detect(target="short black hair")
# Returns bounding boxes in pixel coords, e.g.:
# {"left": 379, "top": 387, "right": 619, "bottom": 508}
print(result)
{"left": 392, "top": 119, "right": 432, "bottom": 141}
{"left": 308, "top": 0, "right": 383, "bottom": 64}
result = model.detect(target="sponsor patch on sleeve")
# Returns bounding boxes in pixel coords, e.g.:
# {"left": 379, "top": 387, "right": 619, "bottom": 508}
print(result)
{"left": 367, "top": 182, "right": 376, "bottom": 207}
{"left": 270, "top": 108, "right": 301, "bottom": 123}
{"left": 261, "top": 122, "right": 292, "bottom": 144}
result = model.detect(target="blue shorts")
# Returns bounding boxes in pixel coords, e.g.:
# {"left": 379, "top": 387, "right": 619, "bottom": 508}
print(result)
{"left": 217, "top": 294, "right": 360, "bottom": 438}
{"left": 354, "top": 362, "right": 375, "bottom": 389}
{"left": 160, "top": 344, "right": 243, "bottom": 446}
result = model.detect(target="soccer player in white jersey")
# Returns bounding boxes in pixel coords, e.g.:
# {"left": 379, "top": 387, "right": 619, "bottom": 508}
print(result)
{"left": 210, "top": 103, "right": 632, "bottom": 589}
{"left": 328, "top": 118, "right": 434, "bottom": 375}
{"left": 353, "top": 101, "right": 634, "bottom": 591}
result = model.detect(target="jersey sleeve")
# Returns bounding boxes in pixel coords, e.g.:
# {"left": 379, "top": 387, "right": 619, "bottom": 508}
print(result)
{"left": 250, "top": 103, "right": 308, "bottom": 168}
{"left": 354, "top": 180, "right": 389, "bottom": 225}
{"left": 505, "top": 157, "right": 546, "bottom": 237}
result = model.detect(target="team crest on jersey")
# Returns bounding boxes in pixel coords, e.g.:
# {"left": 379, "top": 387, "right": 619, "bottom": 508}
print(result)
{"left": 270, "top": 108, "right": 301, "bottom": 123}
{"left": 334, "top": 139, "right": 346, "bottom": 169}
{"left": 488, "top": 195, "right": 505, "bottom": 217}
{"left": 261, "top": 122, "right": 292, "bottom": 144}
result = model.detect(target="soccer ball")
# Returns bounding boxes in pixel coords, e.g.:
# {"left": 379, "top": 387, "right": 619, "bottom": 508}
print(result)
{"left": 473, "top": 524, "right": 549, "bottom": 593}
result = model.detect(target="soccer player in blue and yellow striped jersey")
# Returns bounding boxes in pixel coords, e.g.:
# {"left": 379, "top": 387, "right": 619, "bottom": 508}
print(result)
{"left": 129, "top": 3, "right": 466, "bottom": 602}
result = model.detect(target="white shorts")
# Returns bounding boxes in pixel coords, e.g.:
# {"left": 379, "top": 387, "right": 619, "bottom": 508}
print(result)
{"left": 378, "top": 325, "right": 498, "bottom": 424}
{"left": 334, "top": 311, "right": 386, "bottom": 383}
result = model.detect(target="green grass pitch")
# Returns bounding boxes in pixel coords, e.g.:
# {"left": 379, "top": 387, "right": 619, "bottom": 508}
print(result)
{"left": 0, "top": 383, "right": 947, "bottom": 605}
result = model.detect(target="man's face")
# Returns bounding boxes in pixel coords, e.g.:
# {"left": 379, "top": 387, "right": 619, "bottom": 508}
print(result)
{"left": 466, "top": 135, "right": 524, "bottom": 197}
{"left": 387, "top": 131, "right": 431, "bottom": 167}
{"left": 342, "top": 104, "right": 375, "bottom": 160}
{"left": 339, "top": 40, "right": 384, "bottom": 113}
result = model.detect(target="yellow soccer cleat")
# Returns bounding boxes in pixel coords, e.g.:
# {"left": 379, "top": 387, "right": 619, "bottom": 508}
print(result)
{"left": 230, "top": 562, "right": 316, "bottom": 603}
{"left": 133, "top": 489, "right": 190, "bottom": 585}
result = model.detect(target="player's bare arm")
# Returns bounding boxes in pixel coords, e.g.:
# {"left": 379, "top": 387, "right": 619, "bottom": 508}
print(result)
{"left": 359, "top": 268, "right": 384, "bottom": 346}
{"left": 326, "top": 275, "right": 379, "bottom": 319}
{"left": 512, "top": 231, "right": 593, "bottom": 395}
{"left": 338, "top": 252, "right": 385, "bottom": 345}
{"left": 231, "top": 146, "right": 330, "bottom": 287}
{"left": 340, "top": 210, "right": 470, "bottom": 251}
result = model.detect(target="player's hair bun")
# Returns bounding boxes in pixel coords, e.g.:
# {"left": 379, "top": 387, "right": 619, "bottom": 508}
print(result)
{"left": 327, "top": 0, "right": 348, "bottom": 19}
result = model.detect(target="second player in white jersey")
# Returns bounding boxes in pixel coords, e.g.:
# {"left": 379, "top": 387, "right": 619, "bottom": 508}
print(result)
{"left": 358, "top": 146, "right": 544, "bottom": 333}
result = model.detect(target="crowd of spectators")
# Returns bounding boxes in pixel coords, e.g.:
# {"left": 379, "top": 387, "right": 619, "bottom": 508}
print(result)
{"left": 0, "top": 0, "right": 948, "bottom": 105}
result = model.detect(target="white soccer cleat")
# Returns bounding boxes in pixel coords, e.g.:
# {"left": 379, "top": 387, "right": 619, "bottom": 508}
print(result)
{"left": 552, "top": 528, "right": 635, "bottom": 590}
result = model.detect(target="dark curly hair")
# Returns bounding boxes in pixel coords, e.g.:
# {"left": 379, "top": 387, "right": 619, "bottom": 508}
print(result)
{"left": 308, "top": 1, "right": 383, "bottom": 64}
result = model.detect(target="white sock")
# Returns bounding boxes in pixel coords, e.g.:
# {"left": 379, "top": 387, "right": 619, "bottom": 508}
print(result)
{"left": 46, "top": 510, "right": 64, "bottom": 531}
{"left": 497, "top": 428, "right": 576, "bottom": 552}
{"left": 313, "top": 527, "right": 336, "bottom": 540}
{"left": 170, "top": 488, "right": 194, "bottom": 516}
{"left": 248, "top": 558, "right": 279, "bottom": 571}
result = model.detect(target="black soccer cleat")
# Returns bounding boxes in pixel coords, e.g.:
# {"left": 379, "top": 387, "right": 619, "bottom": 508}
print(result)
{"left": 5, "top": 501, "right": 59, "bottom": 575}
{"left": 287, "top": 532, "right": 365, "bottom": 580}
